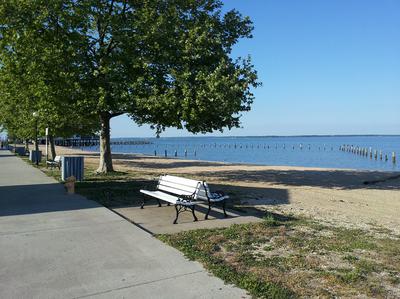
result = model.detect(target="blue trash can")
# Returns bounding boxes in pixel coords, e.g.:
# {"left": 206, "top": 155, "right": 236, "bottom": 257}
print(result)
{"left": 61, "top": 156, "right": 84, "bottom": 181}
{"left": 29, "top": 150, "right": 42, "bottom": 162}
{"left": 15, "top": 147, "right": 26, "bottom": 156}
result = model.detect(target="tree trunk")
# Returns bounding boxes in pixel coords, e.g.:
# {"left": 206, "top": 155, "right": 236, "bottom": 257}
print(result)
{"left": 34, "top": 123, "right": 39, "bottom": 153}
{"left": 49, "top": 135, "right": 57, "bottom": 160}
{"left": 24, "top": 139, "right": 30, "bottom": 152}
{"left": 34, "top": 140, "right": 39, "bottom": 152}
{"left": 97, "top": 113, "right": 114, "bottom": 173}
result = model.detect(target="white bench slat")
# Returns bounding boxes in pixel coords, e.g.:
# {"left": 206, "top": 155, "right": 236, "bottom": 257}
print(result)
{"left": 162, "top": 175, "right": 200, "bottom": 188}
{"left": 140, "top": 190, "right": 178, "bottom": 204}
{"left": 158, "top": 180, "right": 199, "bottom": 194}
{"left": 161, "top": 175, "right": 210, "bottom": 197}
{"left": 157, "top": 185, "right": 194, "bottom": 197}
{"left": 140, "top": 190, "right": 200, "bottom": 206}
{"left": 158, "top": 176, "right": 228, "bottom": 201}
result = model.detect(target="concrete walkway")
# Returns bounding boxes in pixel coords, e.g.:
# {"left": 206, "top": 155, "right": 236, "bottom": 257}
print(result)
{"left": 0, "top": 150, "right": 249, "bottom": 299}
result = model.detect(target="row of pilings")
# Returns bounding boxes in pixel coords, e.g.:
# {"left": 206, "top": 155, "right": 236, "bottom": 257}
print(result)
{"left": 54, "top": 138, "right": 151, "bottom": 147}
{"left": 151, "top": 143, "right": 334, "bottom": 158}
{"left": 151, "top": 143, "right": 334, "bottom": 151}
{"left": 339, "top": 144, "right": 396, "bottom": 164}
{"left": 155, "top": 149, "right": 197, "bottom": 158}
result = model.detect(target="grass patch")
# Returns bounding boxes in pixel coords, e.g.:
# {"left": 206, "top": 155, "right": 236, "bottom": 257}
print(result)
{"left": 159, "top": 214, "right": 400, "bottom": 298}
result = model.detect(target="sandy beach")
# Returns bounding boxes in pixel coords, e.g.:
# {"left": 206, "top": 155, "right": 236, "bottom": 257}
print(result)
{"left": 47, "top": 145, "right": 400, "bottom": 234}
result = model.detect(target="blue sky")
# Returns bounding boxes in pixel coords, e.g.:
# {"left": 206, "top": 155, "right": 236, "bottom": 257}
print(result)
{"left": 111, "top": 0, "right": 400, "bottom": 137}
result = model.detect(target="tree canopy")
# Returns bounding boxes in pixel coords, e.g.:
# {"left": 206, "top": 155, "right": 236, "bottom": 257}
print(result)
{"left": 0, "top": 0, "right": 260, "bottom": 173}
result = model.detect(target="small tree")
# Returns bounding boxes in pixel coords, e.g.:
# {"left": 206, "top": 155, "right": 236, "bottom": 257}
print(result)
{"left": 1, "top": 0, "right": 260, "bottom": 173}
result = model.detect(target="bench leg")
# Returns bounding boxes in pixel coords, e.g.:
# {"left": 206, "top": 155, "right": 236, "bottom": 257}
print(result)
{"left": 173, "top": 205, "right": 197, "bottom": 224}
{"left": 222, "top": 200, "right": 228, "bottom": 218}
{"left": 173, "top": 205, "right": 180, "bottom": 224}
{"left": 205, "top": 201, "right": 228, "bottom": 219}
{"left": 205, "top": 202, "right": 212, "bottom": 220}
{"left": 141, "top": 196, "right": 161, "bottom": 209}
{"left": 141, "top": 197, "right": 145, "bottom": 209}
{"left": 191, "top": 206, "right": 198, "bottom": 222}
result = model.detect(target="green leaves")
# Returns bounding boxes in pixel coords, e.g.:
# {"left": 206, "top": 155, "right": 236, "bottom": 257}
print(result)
{"left": 0, "top": 0, "right": 99, "bottom": 139}
{"left": 0, "top": 0, "right": 259, "bottom": 169}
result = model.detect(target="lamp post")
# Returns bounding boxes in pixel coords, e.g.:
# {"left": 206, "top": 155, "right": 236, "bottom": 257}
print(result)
{"left": 32, "top": 112, "right": 39, "bottom": 166}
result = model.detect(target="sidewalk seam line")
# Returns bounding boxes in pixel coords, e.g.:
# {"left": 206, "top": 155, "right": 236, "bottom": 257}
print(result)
{"left": 72, "top": 270, "right": 205, "bottom": 299}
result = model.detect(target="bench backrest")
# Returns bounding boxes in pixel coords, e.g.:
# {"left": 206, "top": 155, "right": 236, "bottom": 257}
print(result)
{"left": 157, "top": 175, "right": 211, "bottom": 200}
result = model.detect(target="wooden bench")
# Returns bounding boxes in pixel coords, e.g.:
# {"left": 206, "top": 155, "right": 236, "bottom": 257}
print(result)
{"left": 140, "top": 175, "right": 229, "bottom": 224}
{"left": 46, "top": 156, "right": 61, "bottom": 169}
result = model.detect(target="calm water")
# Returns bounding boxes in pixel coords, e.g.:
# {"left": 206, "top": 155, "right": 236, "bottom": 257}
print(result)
{"left": 84, "top": 136, "right": 400, "bottom": 172}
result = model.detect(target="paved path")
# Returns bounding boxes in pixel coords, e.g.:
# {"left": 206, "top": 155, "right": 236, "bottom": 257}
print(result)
{"left": 0, "top": 150, "right": 248, "bottom": 299}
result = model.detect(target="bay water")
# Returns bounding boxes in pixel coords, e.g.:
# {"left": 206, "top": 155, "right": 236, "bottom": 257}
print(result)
{"left": 84, "top": 135, "right": 400, "bottom": 172}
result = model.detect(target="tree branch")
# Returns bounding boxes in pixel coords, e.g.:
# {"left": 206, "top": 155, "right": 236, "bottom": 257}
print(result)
{"left": 110, "top": 112, "right": 124, "bottom": 118}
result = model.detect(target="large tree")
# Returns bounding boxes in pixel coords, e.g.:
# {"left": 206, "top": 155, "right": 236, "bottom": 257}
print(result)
{"left": 1, "top": 0, "right": 259, "bottom": 173}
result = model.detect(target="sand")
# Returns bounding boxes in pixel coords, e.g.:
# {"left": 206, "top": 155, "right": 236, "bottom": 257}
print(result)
{"left": 45, "top": 145, "right": 400, "bottom": 234}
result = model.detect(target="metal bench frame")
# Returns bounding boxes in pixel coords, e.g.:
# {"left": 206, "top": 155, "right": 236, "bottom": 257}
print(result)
{"left": 46, "top": 156, "right": 61, "bottom": 170}
{"left": 140, "top": 175, "right": 229, "bottom": 224}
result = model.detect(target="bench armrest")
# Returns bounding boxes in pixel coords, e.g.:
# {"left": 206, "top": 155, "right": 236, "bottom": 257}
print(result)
{"left": 211, "top": 190, "right": 225, "bottom": 198}
{"left": 177, "top": 194, "right": 196, "bottom": 205}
